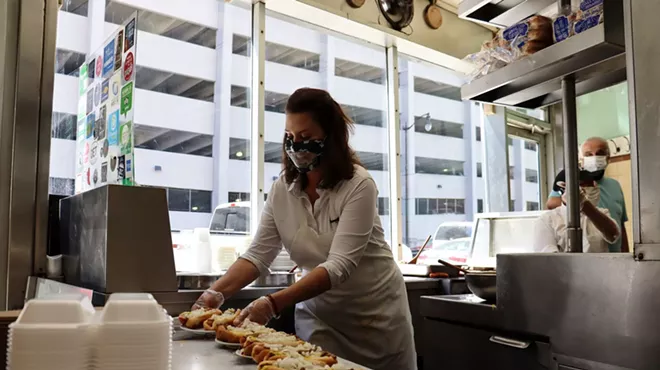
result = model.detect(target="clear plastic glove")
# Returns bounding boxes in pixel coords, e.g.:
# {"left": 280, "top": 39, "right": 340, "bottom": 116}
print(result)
{"left": 233, "top": 296, "right": 276, "bottom": 326}
{"left": 191, "top": 289, "right": 225, "bottom": 310}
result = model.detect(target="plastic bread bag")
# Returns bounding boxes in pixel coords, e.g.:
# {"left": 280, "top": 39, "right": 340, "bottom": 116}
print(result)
{"left": 500, "top": 16, "right": 553, "bottom": 57}
{"left": 574, "top": 0, "right": 604, "bottom": 35}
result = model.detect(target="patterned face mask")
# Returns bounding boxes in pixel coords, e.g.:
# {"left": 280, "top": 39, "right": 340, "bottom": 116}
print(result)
{"left": 284, "top": 136, "right": 325, "bottom": 173}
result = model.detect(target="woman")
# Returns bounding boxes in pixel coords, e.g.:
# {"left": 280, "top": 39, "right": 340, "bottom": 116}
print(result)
{"left": 193, "top": 88, "right": 416, "bottom": 370}
{"left": 534, "top": 170, "right": 620, "bottom": 253}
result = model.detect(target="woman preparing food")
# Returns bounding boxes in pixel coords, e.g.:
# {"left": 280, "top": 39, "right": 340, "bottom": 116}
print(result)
{"left": 193, "top": 88, "right": 416, "bottom": 370}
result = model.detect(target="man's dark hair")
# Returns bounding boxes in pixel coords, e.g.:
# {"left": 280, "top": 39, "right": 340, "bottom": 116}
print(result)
{"left": 282, "top": 88, "right": 361, "bottom": 189}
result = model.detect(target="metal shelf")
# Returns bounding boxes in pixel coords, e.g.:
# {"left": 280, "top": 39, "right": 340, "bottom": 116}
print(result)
{"left": 460, "top": 22, "right": 626, "bottom": 109}
{"left": 458, "top": 0, "right": 556, "bottom": 28}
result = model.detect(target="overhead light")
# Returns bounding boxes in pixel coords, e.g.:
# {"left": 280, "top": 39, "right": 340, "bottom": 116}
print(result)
{"left": 192, "top": 206, "right": 198, "bottom": 211}
{"left": 443, "top": 168, "right": 449, "bottom": 172}
{"left": 236, "top": 151, "right": 243, "bottom": 157}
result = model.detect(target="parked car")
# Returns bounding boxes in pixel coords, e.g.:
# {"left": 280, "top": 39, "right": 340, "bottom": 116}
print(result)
{"left": 409, "top": 221, "right": 474, "bottom": 255}
{"left": 416, "top": 237, "right": 472, "bottom": 265}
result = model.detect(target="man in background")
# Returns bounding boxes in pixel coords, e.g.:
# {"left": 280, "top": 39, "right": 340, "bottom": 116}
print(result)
{"left": 546, "top": 137, "right": 629, "bottom": 252}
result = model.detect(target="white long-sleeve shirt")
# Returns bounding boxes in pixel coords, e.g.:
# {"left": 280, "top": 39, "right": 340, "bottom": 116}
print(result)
{"left": 240, "top": 165, "right": 392, "bottom": 287}
{"left": 533, "top": 205, "right": 620, "bottom": 253}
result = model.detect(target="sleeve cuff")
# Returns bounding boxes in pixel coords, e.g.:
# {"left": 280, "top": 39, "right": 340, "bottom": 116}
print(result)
{"left": 318, "top": 260, "right": 347, "bottom": 288}
{"left": 238, "top": 254, "right": 270, "bottom": 276}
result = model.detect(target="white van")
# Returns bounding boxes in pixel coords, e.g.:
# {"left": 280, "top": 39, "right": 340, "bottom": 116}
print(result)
{"left": 208, "top": 201, "right": 296, "bottom": 271}
{"left": 431, "top": 221, "right": 474, "bottom": 249}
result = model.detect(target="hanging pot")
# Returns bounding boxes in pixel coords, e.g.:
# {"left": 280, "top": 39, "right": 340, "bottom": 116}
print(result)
{"left": 423, "top": 0, "right": 443, "bottom": 30}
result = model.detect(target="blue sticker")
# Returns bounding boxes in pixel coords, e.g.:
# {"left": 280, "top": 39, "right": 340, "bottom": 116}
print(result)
{"left": 103, "top": 39, "right": 115, "bottom": 78}
{"left": 553, "top": 16, "right": 571, "bottom": 43}
{"left": 502, "top": 23, "right": 529, "bottom": 42}
{"left": 126, "top": 159, "right": 132, "bottom": 173}
{"left": 575, "top": 15, "right": 601, "bottom": 34}
{"left": 86, "top": 113, "right": 95, "bottom": 139}
{"left": 580, "top": 0, "right": 603, "bottom": 11}
{"left": 101, "top": 78, "right": 109, "bottom": 103}
{"left": 107, "top": 110, "right": 120, "bottom": 145}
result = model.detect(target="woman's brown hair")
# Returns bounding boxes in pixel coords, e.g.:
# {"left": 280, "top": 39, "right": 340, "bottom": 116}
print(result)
{"left": 282, "top": 88, "right": 361, "bottom": 189}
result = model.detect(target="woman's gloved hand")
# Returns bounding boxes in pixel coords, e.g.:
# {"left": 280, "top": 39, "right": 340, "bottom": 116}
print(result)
{"left": 191, "top": 289, "right": 225, "bottom": 310}
{"left": 233, "top": 296, "right": 276, "bottom": 326}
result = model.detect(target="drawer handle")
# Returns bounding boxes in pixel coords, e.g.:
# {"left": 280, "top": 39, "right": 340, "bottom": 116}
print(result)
{"left": 489, "top": 336, "right": 530, "bottom": 349}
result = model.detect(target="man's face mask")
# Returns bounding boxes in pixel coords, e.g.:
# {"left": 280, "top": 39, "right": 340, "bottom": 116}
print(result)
{"left": 285, "top": 136, "right": 325, "bottom": 173}
{"left": 582, "top": 155, "right": 607, "bottom": 180}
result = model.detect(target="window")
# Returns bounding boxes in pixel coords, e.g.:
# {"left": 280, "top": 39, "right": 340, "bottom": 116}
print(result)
{"left": 415, "top": 157, "right": 464, "bottom": 176}
{"left": 210, "top": 205, "right": 249, "bottom": 234}
{"left": 168, "top": 188, "right": 190, "bottom": 212}
{"left": 509, "top": 166, "right": 515, "bottom": 180}
{"left": 263, "top": 15, "right": 391, "bottom": 242}
{"left": 524, "top": 141, "right": 537, "bottom": 151}
{"left": 525, "top": 169, "right": 539, "bottom": 183}
{"left": 526, "top": 201, "right": 540, "bottom": 211}
{"left": 378, "top": 197, "right": 389, "bottom": 216}
{"left": 400, "top": 56, "right": 479, "bottom": 250}
{"left": 415, "top": 198, "right": 466, "bottom": 215}
{"left": 509, "top": 136, "right": 543, "bottom": 214}
{"left": 335, "top": 59, "right": 385, "bottom": 84}
{"left": 228, "top": 192, "right": 250, "bottom": 202}
{"left": 190, "top": 190, "right": 212, "bottom": 213}
{"left": 477, "top": 199, "right": 484, "bottom": 213}
{"left": 413, "top": 77, "right": 461, "bottom": 101}
{"left": 48, "top": 2, "right": 252, "bottom": 231}
{"left": 414, "top": 116, "right": 463, "bottom": 139}
{"left": 509, "top": 199, "right": 516, "bottom": 212}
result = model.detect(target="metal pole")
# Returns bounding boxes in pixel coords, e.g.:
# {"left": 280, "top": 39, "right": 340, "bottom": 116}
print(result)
{"left": 561, "top": 74, "right": 582, "bottom": 253}
{"left": 250, "top": 1, "right": 266, "bottom": 235}
{"left": 385, "top": 46, "right": 403, "bottom": 261}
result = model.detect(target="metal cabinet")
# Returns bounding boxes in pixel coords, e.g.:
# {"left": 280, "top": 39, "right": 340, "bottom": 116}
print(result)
{"left": 422, "top": 318, "right": 552, "bottom": 370}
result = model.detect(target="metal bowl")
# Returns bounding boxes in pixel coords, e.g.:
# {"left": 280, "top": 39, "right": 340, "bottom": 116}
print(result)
{"left": 465, "top": 272, "right": 497, "bottom": 302}
{"left": 252, "top": 272, "right": 296, "bottom": 287}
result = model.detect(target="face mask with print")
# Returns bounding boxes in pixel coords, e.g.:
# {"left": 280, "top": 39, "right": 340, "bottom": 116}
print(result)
{"left": 285, "top": 136, "right": 325, "bottom": 173}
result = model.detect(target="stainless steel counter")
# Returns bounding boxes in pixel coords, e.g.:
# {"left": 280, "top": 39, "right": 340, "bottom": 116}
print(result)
{"left": 171, "top": 338, "right": 369, "bottom": 370}
{"left": 172, "top": 339, "right": 255, "bottom": 370}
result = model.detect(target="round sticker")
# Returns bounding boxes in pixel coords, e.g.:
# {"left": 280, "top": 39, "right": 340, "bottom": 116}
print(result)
{"left": 112, "top": 79, "right": 119, "bottom": 96}
{"left": 83, "top": 142, "right": 90, "bottom": 164}
{"left": 123, "top": 52, "right": 134, "bottom": 82}
{"left": 101, "top": 139, "right": 109, "bottom": 157}
{"left": 110, "top": 156, "right": 117, "bottom": 172}
{"left": 93, "top": 169, "right": 98, "bottom": 185}
{"left": 86, "top": 168, "right": 91, "bottom": 185}
{"left": 90, "top": 141, "right": 99, "bottom": 165}
{"left": 96, "top": 56, "right": 102, "bottom": 77}
{"left": 94, "top": 84, "right": 101, "bottom": 106}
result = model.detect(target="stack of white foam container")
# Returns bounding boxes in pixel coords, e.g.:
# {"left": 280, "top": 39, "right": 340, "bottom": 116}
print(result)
{"left": 94, "top": 293, "right": 173, "bottom": 370}
{"left": 6, "top": 293, "right": 173, "bottom": 370}
{"left": 7, "top": 295, "right": 95, "bottom": 370}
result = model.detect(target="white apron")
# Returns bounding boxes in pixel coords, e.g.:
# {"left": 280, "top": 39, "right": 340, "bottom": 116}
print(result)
{"left": 288, "top": 225, "right": 417, "bottom": 370}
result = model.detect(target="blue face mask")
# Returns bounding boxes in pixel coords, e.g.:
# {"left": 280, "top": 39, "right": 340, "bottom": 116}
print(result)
{"left": 284, "top": 136, "right": 325, "bottom": 173}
